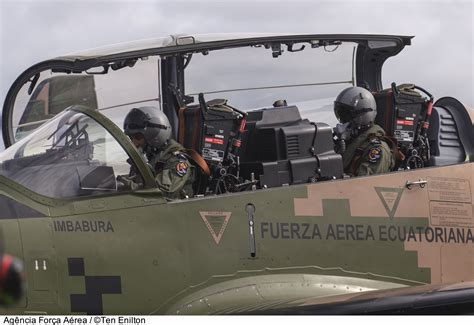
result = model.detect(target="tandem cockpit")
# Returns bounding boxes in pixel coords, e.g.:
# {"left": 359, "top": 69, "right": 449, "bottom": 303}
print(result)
{"left": 1, "top": 34, "right": 473, "bottom": 200}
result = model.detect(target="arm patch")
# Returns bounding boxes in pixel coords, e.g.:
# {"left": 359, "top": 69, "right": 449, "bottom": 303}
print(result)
{"left": 175, "top": 161, "right": 189, "bottom": 177}
{"left": 367, "top": 147, "right": 382, "bottom": 163}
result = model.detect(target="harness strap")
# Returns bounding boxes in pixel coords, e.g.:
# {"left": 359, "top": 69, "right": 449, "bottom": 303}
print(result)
{"left": 380, "top": 135, "right": 406, "bottom": 162}
{"left": 185, "top": 148, "right": 211, "bottom": 177}
{"left": 191, "top": 107, "right": 201, "bottom": 150}
{"left": 349, "top": 146, "right": 366, "bottom": 175}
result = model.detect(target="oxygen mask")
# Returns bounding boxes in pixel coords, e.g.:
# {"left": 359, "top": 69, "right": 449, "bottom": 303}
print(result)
{"left": 333, "top": 122, "right": 357, "bottom": 154}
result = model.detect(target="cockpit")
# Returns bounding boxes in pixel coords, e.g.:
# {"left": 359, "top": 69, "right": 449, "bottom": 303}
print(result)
{"left": 1, "top": 34, "right": 472, "bottom": 200}
{"left": 0, "top": 108, "right": 135, "bottom": 198}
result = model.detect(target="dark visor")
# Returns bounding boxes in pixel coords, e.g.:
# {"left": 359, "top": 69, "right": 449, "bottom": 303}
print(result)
{"left": 334, "top": 102, "right": 373, "bottom": 123}
{"left": 126, "top": 122, "right": 167, "bottom": 130}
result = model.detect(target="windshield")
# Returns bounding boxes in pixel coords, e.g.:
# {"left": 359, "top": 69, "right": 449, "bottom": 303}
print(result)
{"left": 185, "top": 42, "right": 357, "bottom": 125}
{"left": 8, "top": 40, "right": 357, "bottom": 145}
{"left": 0, "top": 109, "right": 138, "bottom": 198}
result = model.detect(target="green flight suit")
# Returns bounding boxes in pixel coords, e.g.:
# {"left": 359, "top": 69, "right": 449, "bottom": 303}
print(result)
{"left": 148, "top": 139, "right": 196, "bottom": 200}
{"left": 342, "top": 124, "right": 395, "bottom": 176}
{"left": 118, "top": 139, "right": 195, "bottom": 200}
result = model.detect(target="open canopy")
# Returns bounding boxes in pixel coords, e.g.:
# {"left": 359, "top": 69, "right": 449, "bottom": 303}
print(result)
{"left": 2, "top": 33, "right": 412, "bottom": 147}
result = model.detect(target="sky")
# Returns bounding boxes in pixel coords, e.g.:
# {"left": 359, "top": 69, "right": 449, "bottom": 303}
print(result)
{"left": 0, "top": 0, "right": 473, "bottom": 148}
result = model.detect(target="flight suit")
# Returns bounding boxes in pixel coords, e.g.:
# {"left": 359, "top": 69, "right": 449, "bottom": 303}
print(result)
{"left": 342, "top": 124, "right": 395, "bottom": 176}
{"left": 148, "top": 139, "right": 195, "bottom": 200}
{"left": 118, "top": 139, "right": 195, "bottom": 200}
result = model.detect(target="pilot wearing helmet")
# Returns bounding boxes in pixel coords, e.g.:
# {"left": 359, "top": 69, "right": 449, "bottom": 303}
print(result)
{"left": 333, "top": 86, "right": 396, "bottom": 176}
{"left": 118, "top": 106, "right": 195, "bottom": 199}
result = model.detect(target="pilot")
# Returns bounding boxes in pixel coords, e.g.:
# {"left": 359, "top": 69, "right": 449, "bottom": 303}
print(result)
{"left": 333, "top": 86, "right": 396, "bottom": 176}
{"left": 118, "top": 106, "right": 195, "bottom": 199}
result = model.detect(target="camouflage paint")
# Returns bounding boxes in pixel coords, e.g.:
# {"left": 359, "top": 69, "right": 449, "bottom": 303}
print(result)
{"left": 0, "top": 162, "right": 472, "bottom": 314}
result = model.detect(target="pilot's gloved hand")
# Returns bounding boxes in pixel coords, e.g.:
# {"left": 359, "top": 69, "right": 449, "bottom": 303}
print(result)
{"left": 116, "top": 175, "right": 138, "bottom": 191}
{"left": 118, "top": 174, "right": 145, "bottom": 191}
{"left": 116, "top": 175, "right": 128, "bottom": 191}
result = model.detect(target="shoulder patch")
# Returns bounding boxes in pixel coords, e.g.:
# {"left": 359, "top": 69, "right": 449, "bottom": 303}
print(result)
{"left": 367, "top": 146, "right": 382, "bottom": 163}
{"left": 175, "top": 161, "right": 189, "bottom": 177}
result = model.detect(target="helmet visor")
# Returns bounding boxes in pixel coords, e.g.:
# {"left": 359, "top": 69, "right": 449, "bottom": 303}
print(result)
{"left": 124, "top": 108, "right": 149, "bottom": 136}
{"left": 334, "top": 102, "right": 374, "bottom": 123}
{"left": 124, "top": 123, "right": 147, "bottom": 136}
{"left": 334, "top": 102, "right": 353, "bottom": 123}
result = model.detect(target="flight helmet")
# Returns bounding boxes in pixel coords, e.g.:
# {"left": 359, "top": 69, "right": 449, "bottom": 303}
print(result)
{"left": 273, "top": 99, "right": 288, "bottom": 107}
{"left": 334, "top": 86, "right": 377, "bottom": 129}
{"left": 124, "top": 106, "right": 171, "bottom": 150}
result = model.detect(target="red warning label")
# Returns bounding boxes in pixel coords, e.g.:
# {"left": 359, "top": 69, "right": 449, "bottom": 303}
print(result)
{"left": 204, "top": 137, "right": 225, "bottom": 145}
{"left": 396, "top": 119, "right": 414, "bottom": 126}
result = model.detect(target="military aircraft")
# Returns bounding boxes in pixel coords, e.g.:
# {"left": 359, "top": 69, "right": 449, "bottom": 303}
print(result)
{"left": 0, "top": 34, "right": 473, "bottom": 315}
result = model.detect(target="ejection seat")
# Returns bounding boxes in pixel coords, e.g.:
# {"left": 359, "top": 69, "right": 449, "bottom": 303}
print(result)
{"left": 373, "top": 83, "right": 474, "bottom": 168}
{"left": 427, "top": 97, "right": 474, "bottom": 166}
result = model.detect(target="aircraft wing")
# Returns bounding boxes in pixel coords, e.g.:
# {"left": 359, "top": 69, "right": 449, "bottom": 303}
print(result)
{"left": 229, "top": 282, "right": 474, "bottom": 315}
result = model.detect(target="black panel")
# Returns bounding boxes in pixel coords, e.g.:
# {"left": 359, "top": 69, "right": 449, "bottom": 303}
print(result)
{"left": 239, "top": 107, "right": 343, "bottom": 187}
{"left": 68, "top": 258, "right": 85, "bottom": 276}
{"left": 70, "top": 276, "right": 122, "bottom": 315}
{"left": 68, "top": 257, "right": 122, "bottom": 315}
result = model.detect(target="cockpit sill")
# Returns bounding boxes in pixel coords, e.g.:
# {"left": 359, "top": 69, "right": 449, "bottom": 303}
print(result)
{"left": 1, "top": 155, "right": 472, "bottom": 216}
